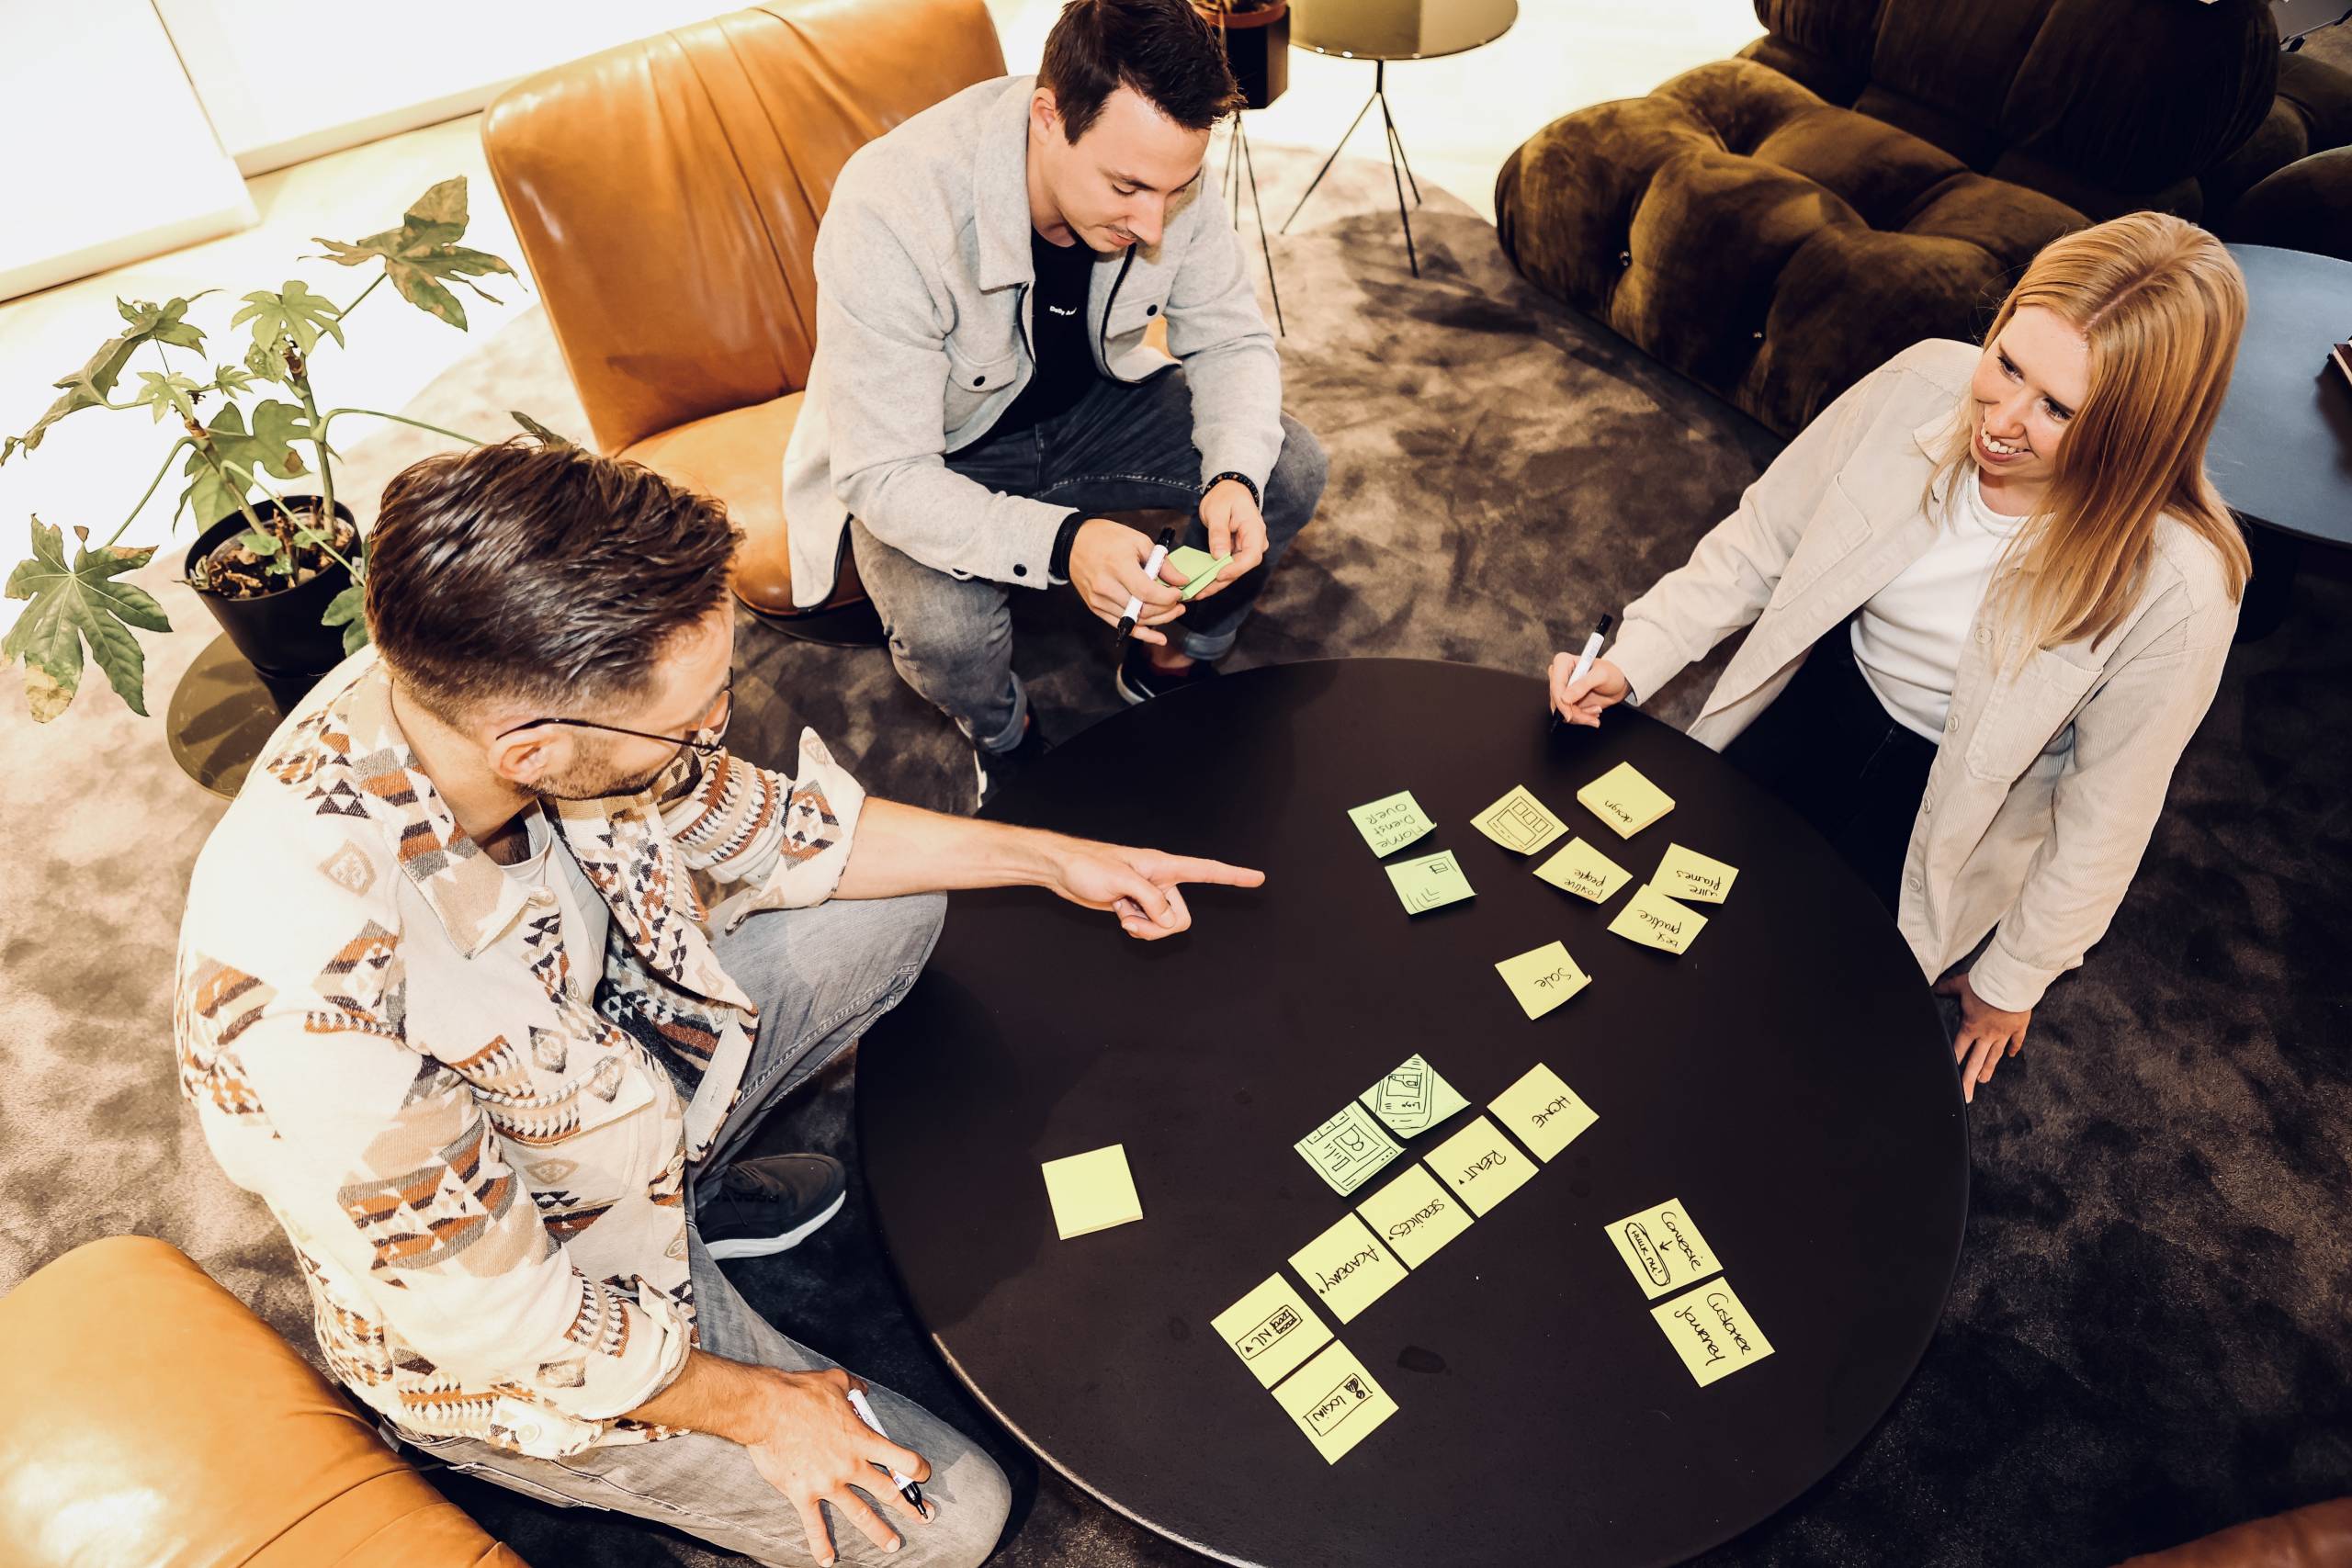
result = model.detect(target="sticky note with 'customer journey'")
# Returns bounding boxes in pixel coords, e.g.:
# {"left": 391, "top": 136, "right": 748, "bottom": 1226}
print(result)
{"left": 1346, "top": 789, "right": 1437, "bottom": 858}
{"left": 1425, "top": 1115, "right": 1536, "bottom": 1217}
{"left": 1577, "top": 761, "right": 1676, "bottom": 838}
{"left": 1274, "top": 1341, "right": 1398, "bottom": 1463}
{"left": 1385, "top": 850, "right": 1475, "bottom": 915}
{"left": 1608, "top": 883, "right": 1708, "bottom": 954}
{"left": 1605, "top": 1198, "right": 1723, "bottom": 1299}
{"left": 1651, "top": 1278, "right": 1775, "bottom": 1387}
{"left": 1487, "top": 1062, "right": 1599, "bottom": 1161}
{"left": 1534, "top": 837, "right": 1632, "bottom": 904}
{"left": 1211, "top": 1272, "right": 1331, "bottom": 1388}
{"left": 1494, "top": 940, "right": 1591, "bottom": 1020}
{"left": 1289, "top": 1212, "right": 1408, "bottom": 1323}
{"left": 1654, "top": 842, "right": 1739, "bottom": 903}
{"left": 1355, "top": 1162, "right": 1474, "bottom": 1269}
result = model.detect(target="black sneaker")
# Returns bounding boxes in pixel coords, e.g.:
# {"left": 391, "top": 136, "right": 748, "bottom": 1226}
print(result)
{"left": 974, "top": 715, "right": 1051, "bottom": 811}
{"left": 699, "top": 1153, "right": 848, "bottom": 1260}
{"left": 1115, "top": 646, "right": 1221, "bottom": 706}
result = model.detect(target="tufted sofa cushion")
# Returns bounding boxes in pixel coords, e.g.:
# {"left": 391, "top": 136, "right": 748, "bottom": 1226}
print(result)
{"left": 1496, "top": 59, "right": 2082, "bottom": 435}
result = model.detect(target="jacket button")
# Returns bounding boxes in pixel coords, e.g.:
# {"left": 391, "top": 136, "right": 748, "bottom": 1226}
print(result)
{"left": 1146, "top": 303, "right": 1159, "bottom": 315}
{"left": 972, "top": 376, "right": 985, "bottom": 388}
{"left": 1013, "top": 563, "right": 1027, "bottom": 577}
{"left": 1907, "top": 874, "right": 1922, "bottom": 891}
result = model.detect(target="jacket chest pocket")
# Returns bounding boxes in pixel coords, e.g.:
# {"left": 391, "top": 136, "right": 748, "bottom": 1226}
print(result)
{"left": 1962, "top": 647, "right": 2101, "bottom": 783}
{"left": 1104, "top": 286, "right": 1167, "bottom": 344}
{"left": 944, "top": 336, "right": 1019, "bottom": 425}
{"left": 1768, "top": 482, "right": 1872, "bottom": 610}
{"left": 458, "top": 1028, "right": 658, "bottom": 1154}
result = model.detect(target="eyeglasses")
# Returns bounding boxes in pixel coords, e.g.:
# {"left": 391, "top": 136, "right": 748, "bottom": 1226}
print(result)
{"left": 497, "top": 680, "right": 733, "bottom": 758}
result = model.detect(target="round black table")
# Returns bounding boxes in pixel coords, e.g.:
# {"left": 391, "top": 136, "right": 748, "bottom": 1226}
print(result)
{"left": 859, "top": 660, "right": 1967, "bottom": 1567}
{"left": 2211, "top": 243, "right": 2352, "bottom": 637}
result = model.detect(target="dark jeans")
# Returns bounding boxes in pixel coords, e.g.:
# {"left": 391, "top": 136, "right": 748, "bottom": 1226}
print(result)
{"left": 1723, "top": 623, "right": 1937, "bottom": 912}
{"left": 852, "top": 367, "right": 1328, "bottom": 751}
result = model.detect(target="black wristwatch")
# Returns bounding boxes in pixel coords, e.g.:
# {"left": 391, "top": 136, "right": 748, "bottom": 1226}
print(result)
{"left": 1203, "top": 470, "right": 1261, "bottom": 509}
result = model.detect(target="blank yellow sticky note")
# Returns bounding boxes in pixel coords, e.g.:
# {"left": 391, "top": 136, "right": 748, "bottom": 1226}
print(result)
{"left": 1655, "top": 842, "right": 1738, "bottom": 903}
{"left": 1385, "top": 850, "right": 1475, "bottom": 915}
{"left": 1360, "top": 1053, "right": 1470, "bottom": 1138}
{"left": 1607, "top": 884, "right": 1709, "bottom": 954}
{"left": 1040, "top": 1145, "right": 1142, "bottom": 1239}
{"left": 1356, "top": 1162, "right": 1474, "bottom": 1269}
{"left": 1487, "top": 1063, "right": 1599, "bottom": 1162}
{"left": 1651, "top": 1279, "right": 1775, "bottom": 1387}
{"left": 1494, "top": 940, "right": 1591, "bottom": 1020}
{"left": 1534, "top": 837, "right": 1633, "bottom": 904}
{"left": 1424, "top": 1115, "right": 1537, "bottom": 1216}
{"left": 1471, "top": 784, "right": 1569, "bottom": 856}
{"left": 1272, "top": 1340, "right": 1397, "bottom": 1463}
{"left": 1604, "top": 1198, "right": 1723, "bottom": 1300}
{"left": 1293, "top": 1102, "right": 1403, "bottom": 1196}
{"left": 1211, "top": 1272, "right": 1331, "bottom": 1388}
{"left": 1289, "top": 1212, "right": 1408, "bottom": 1324}
{"left": 1577, "top": 761, "right": 1676, "bottom": 839}
{"left": 1347, "top": 789, "right": 1437, "bottom": 858}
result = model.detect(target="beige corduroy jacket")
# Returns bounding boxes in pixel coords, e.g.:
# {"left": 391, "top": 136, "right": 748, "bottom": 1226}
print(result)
{"left": 1605, "top": 340, "right": 2240, "bottom": 1010}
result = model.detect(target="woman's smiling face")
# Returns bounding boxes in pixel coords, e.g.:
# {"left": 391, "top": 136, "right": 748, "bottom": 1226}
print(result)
{"left": 1968, "top": 305, "right": 2091, "bottom": 498}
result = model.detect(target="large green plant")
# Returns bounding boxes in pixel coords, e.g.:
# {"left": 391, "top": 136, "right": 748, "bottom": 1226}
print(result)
{"left": 1, "top": 176, "right": 526, "bottom": 722}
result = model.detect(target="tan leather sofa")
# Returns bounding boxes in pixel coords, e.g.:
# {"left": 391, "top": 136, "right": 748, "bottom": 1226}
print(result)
{"left": 2117, "top": 1501, "right": 2352, "bottom": 1567}
{"left": 0, "top": 1235, "right": 522, "bottom": 1566}
{"left": 481, "top": 0, "right": 1009, "bottom": 645}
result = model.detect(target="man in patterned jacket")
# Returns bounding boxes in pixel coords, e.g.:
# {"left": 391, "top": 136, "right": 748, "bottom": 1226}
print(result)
{"left": 174, "top": 439, "right": 1261, "bottom": 1568}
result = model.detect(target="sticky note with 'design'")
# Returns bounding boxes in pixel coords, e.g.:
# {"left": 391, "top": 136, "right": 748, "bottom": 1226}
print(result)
{"left": 1608, "top": 883, "right": 1709, "bottom": 954}
{"left": 1577, "top": 761, "right": 1676, "bottom": 839}
{"left": 1385, "top": 850, "right": 1475, "bottom": 915}
{"left": 1487, "top": 1062, "right": 1599, "bottom": 1162}
{"left": 1289, "top": 1212, "right": 1408, "bottom": 1324}
{"left": 1605, "top": 1198, "right": 1723, "bottom": 1299}
{"left": 1424, "top": 1115, "right": 1537, "bottom": 1217}
{"left": 1655, "top": 842, "right": 1739, "bottom": 904}
{"left": 1273, "top": 1340, "right": 1398, "bottom": 1464}
{"left": 1534, "top": 837, "right": 1633, "bottom": 904}
{"left": 1471, "top": 784, "right": 1569, "bottom": 856}
{"left": 1039, "top": 1145, "right": 1143, "bottom": 1239}
{"left": 1494, "top": 940, "right": 1591, "bottom": 1020}
{"left": 1355, "top": 1161, "right": 1474, "bottom": 1269}
{"left": 1651, "top": 1278, "right": 1775, "bottom": 1388}
{"left": 1293, "top": 1101, "right": 1403, "bottom": 1196}
{"left": 1360, "top": 1052, "right": 1470, "bottom": 1138}
{"left": 1211, "top": 1272, "right": 1331, "bottom": 1388}
{"left": 1346, "top": 789, "right": 1437, "bottom": 858}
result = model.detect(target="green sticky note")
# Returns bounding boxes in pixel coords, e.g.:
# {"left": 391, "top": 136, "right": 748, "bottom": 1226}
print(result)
{"left": 1167, "top": 546, "right": 1233, "bottom": 602}
{"left": 1347, "top": 790, "right": 1437, "bottom": 858}
{"left": 1360, "top": 1053, "right": 1470, "bottom": 1137}
{"left": 1040, "top": 1145, "right": 1143, "bottom": 1239}
{"left": 1385, "top": 850, "right": 1475, "bottom": 915}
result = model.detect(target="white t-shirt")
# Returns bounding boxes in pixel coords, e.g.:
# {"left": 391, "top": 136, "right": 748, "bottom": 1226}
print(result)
{"left": 499, "top": 804, "right": 612, "bottom": 1000}
{"left": 1850, "top": 468, "right": 2030, "bottom": 742}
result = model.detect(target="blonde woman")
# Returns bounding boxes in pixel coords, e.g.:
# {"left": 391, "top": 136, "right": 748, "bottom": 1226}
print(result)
{"left": 1550, "top": 212, "right": 2249, "bottom": 1103}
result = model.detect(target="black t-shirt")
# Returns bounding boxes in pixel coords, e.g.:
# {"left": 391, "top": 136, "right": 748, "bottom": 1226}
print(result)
{"left": 988, "top": 229, "right": 1106, "bottom": 440}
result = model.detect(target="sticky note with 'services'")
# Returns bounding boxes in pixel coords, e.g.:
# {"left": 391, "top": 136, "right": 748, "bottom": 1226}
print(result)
{"left": 1534, "top": 837, "right": 1633, "bottom": 904}
{"left": 1293, "top": 1102, "right": 1402, "bottom": 1196}
{"left": 1211, "top": 1272, "right": 1331, "bottom": 1388}
{"left": 1289, "top": 1212, "right": 1408, "bottom": 1324}
{"left": 1494, "top": 940, "right": 1591, "bottom": 1020}
{"left": 1355, "top": 1162, "right": 1474, "bottom": 1269}
{"left": 1040, "top": 1145, "right": 1143, "bottom": 1239}
{"left": 1424, "top": 1115, "right": 1537, "bottom": 1216}
{"left": 1608, "top": 883, "right": 1709, "bottom": 954}
{"left": 1471, "top": 784, "right": 1569, "bottom": 856}
{"left": 1651, "top": 1278, "right": 1775, "bottom": 1387}
{"left": 1654, "top": 842, "right": 1738, "bottom": 903}
{"left": 1346, "top": 790, "right": 1437, "bottom": 858}
{"left": 1385, "top": 850, "right": 1475, "bottom": 915}
{"left": 1360, "top": 1053, "right": 1470, "bottom": 1138}
{"left": 1273, "top": 1340, "right": 1398, "bottom": 1463}
{"left": 1487, "top": 1062, "right": 1599, "bottom": 1161}
{"left": 1605, "top": 1198, "right": 1723, "bottom": 1299}
{"left": 1577, "top": 761, "right": 1676, "bottom": 839}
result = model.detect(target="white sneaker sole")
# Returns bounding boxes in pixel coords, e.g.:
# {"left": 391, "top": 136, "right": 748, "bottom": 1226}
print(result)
{"left": 1114, "top": 665, "right": 1151, "bottom": 706}
{"left": 704, "top": 1190, "right": 847, "bottom": 1259}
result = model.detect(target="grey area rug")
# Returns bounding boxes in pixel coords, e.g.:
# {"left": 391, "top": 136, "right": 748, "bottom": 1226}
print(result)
{"left": 2, "top": 144, "right": 2346, "bottom": 1568}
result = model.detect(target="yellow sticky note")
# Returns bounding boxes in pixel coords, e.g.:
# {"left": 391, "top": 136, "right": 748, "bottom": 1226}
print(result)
{"left": 1487, "top": 1063, "right": 1599, "bottom": 1162}
{"left": 1424, "top": 1115, "right": 1536, "bottom": 1216}
{"left": 1346, "top": 789, "right": 1437, "bottom": 858}
{"left": 1355, "top": 1162, "right": 1474, "bottom": 1269}
{"left": 1288, "top": 1212, "right": 1408, "bottom": 1324}
{"left": 1655, "top": 842, "right": 1738, "bottom": 903}
{"left": 1039, "top": 1145, "right": 1142, "bottom": 1239}
{"left": 1533, "top": 837, "right": 1633, "bottom": 904}
{"left": 1471, "top": 784, "right": 1569, "bottom": 856}
{"left": 1607, "top": 883, "right": 1709, "bottom": 954}
{"left": 1493, "top": 940, "right": 1591, "bottom": 1020}
{"left": 1293, "top": 1102, "right": 1402, "bottom": 1196}
{"left": 1360, "top": 1053, "right": 1470, "bottom": 1138}
{"left": 1604, "top": 1198, "right": 1723, "bottom": 1299}
{"left": 1577, "top": 761, "right": 1676, "bottom": 839}
{"left": 1651, "top": 1278, "right": 1775, "bottom": 1387}
{"left": 1385, "top": 850, "right": 1475, "bottom": 915}
{"left": 1211, "top": 1272, "right": 1331, "bottom": 1388}
{"left": 1272, "top": 1340, "right": 1397, "bottom": 1463}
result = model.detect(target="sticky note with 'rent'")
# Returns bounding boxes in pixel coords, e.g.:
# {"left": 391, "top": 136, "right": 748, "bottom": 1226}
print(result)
{"left": 1651, "top": 1278, "right": 1775, "bottom": 1387}
{"left": 1040, "top": 1145, "right": 1143, "bottom": 1239}
{"left": 1211, "top": 1272, "right": 1330, "bottom": 1388}
{"left": 1577, "top": 761, "right": 1676, "bottom": 838}
{"left": 1273, "top": 1340, "right": 1397, "bottom": 1463}
{"left": 1487, "top": 1062, "right": 1599, "bottom": 1161}
{"left": 1654, "top": 842, "right": 1739, "bottom": 903}
{"left": 1424, "top": 1115, "right": 1537, "bottom": 1217}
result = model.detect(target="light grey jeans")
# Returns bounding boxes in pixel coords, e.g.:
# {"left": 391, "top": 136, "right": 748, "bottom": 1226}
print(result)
{"left": 853, "top": 366, "right": 1329, "bottom": 752}
{"left": 404, "top": 893, "right": 1012, "bottom": 1568}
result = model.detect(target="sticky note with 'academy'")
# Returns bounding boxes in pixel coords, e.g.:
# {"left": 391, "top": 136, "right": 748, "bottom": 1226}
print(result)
{"left": 1360, "top": 1052, "right": 1470, "bottom": 1138}
{"left": 1487, "top": 1062, "right": 1599, "bottom": 1162}
{"left": 1605, "top": 1198, "right": 1723, "bottom": 1299}
{"left": 1210, "top": 1272, "right": 1331, "bottom": 1388}
{"left": 1355, "top": 1162, "right": 1474, "bottom": 1269}
{"left": 1577, "top": 761, "right": 1676, "bottom": 839}
{"left": 1654, "top": 842, "right": 1739, "bottom": 903}
{"left": 1651, "top": 1278, "right": 1775, "bottom": 1388}
{"left": 1039, "top": 1145, "right": 1143, "bottom": 1239}
{"left": 1608, "top": 883, "right": 1708, "bottom": 954}
{"left": 1424, "top": 1115, "right": 1536, "bottom": 1217}
{"left": 1471, "top": 784, "right": 1569, "bottom": 856}
{"left": 1494, "top": 940, "right": 1591, "bottom": 1020}
{"left": 1273, "top": 1340, "right": 1398, "bottom": 1464}
{"left": 1534, "top": 837, "right": 1632, "bottom": 904}
{"left": 1346, "top": 789, "right": 1437, "bottom": 858}
{"left": 1385, "top": 850, "right": 1475, "bottom": 915}
{"left": 1289, "top": 1212, "right": 1408, "bottom": 1324}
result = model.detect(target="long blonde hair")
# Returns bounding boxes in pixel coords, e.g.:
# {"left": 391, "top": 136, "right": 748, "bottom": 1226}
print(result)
{"left": 1933, "top": 212, "right": 2250, "bottom": 654}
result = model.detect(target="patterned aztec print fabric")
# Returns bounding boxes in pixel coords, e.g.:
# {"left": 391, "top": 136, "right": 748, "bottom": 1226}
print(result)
{"left": 173, "top": 653, "right": 865, "bottom": 1459}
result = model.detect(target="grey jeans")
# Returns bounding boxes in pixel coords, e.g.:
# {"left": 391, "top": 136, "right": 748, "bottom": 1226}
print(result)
{"left": 852, "top": 366, "right": 1329, "bottom": 752}
{"left": 405, "top": 893, "right": 1012, "bottom": 1568}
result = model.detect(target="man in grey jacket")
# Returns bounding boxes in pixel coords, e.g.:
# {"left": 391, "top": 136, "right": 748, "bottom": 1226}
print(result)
{"left": 782, "top": 0, "right": 1328, "bottom": 804}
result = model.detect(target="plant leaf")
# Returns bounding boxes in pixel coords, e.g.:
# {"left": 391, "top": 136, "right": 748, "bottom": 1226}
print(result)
{"left": 510, "top": 409, "right": 576, "bottom": 446}
{"left": 134, "top": 369, "right": 204, "bottom": 424}
{"left": 117, "top": 294, "right": 212, "bottom": 352}
{"left": 232, "top": 280, "right": 345, "bottom": 357}
{"left": 243, "top": 339, "right": 290, "bottom": 386}
{"left": 312, "top": 175, "right": 517, "bottom": 331}
{"left": 0, "top": 292, "right": 219, "bottom": 463}
{"left": 322, "top": 581, "right": 370, "bottom": 655}
{"left": 239, "top": 529, "right": 282, "bottom": 557}
{"left": 211, "top": 362, "right": 256, "bottom": 397}
{"left": 2, "top": 519, "right": 167, "bottom": 720}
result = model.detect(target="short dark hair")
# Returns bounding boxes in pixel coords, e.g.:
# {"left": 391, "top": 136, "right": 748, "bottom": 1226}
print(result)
{"left": 1040, "top": 0, "right": 1243, "bottom": 142}
{"left": 365, "top": 439, "right": 741, "bottom": 720}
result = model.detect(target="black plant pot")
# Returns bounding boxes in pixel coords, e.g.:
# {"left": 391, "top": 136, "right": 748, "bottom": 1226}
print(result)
{"left": 1211, "top": 3, "right": 1289, "bottom": 110}
{"left": 186, "top": 498, "right": 357, "bottom": 715}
